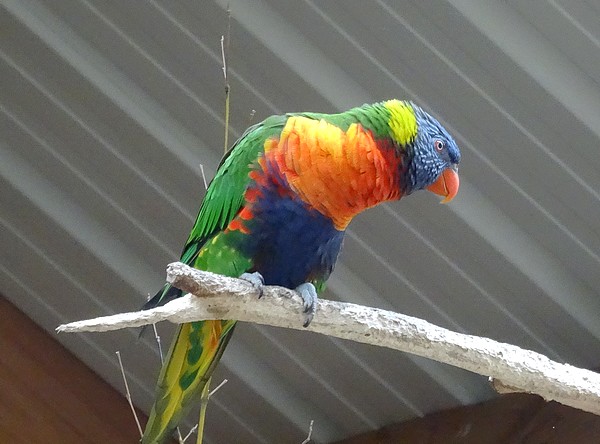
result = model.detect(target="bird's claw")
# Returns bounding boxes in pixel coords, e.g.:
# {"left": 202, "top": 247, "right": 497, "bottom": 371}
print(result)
{"left": 240, "top": 272, "right": 265, "bottom": 298}
{"left": 295, "top": 282, "right": 318, "bottom": 328}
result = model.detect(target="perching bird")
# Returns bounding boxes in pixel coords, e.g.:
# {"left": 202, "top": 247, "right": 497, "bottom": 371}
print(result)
{"left": 141, "top": 99, "right": 460, "bottom": 443}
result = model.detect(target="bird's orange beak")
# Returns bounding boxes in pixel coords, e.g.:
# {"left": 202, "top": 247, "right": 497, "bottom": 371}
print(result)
{"left": 426, "top": 166, "right": 459, "bottom": 203}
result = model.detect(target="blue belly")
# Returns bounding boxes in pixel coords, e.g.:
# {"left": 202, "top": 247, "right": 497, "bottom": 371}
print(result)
{"left": 240, "top": 182, "right": 345, "bottom": 289}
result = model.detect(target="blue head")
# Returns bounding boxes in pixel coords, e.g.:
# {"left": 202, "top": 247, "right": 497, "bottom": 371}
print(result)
{"left": 404, "top": 103, "right": 460, "bottom": 201}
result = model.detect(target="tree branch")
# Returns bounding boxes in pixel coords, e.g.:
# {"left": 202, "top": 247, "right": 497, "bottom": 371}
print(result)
{"left": 57, "top": 262, "right": 600, "bottom": 416}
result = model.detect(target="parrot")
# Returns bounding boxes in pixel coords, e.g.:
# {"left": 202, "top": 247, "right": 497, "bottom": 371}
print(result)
{"left": 141, "top": 99, "right": 460, "bottom": 443}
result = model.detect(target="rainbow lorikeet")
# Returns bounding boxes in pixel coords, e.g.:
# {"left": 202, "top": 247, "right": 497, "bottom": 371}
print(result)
{"left": 141, "top": 100, "right": 460, "bottom": 443}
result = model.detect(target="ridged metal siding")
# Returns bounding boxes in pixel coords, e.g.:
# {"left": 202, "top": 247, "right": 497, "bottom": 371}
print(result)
{"left": 1, "top": 1, "right": 599, "bottom": 442}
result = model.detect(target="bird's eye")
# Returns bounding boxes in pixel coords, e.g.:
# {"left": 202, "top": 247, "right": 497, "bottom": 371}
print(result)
{"left": 434, "top": 139, "right": 445, "bottom": 152}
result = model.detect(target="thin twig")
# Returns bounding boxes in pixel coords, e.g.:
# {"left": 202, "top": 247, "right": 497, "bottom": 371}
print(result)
{"left": 196, "top": 379, "right": 212, "bottom": 444}
{"left": 220, "top": 34, "right": 228, "bottom": 85}
{"left": 208, "top": 378, "right": 228, "bottom": 398}
{"left": 182, "top": 424, "right": 199, "bottom": 443}
{"left": 220, "top": 5, "right": 231, "bottom": 154}
{"left": 199, "top": 164, "right": 208, "bottom": 190}
{"left": 116, "top": 351, "right": 143, "bottom": 437}
{"left": 152, "top": 323, "right": 164, "bottom": 365}
{"left": 223, "top": 5, "right": 231, "bottom": 84}
{"left": 301, "top": 420, "right": 314, "bottom": 444}
{"left": 220, "top": 35, "right": 228, "bottom": 154}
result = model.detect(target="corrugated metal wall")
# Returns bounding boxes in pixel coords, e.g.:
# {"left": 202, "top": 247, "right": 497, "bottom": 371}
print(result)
{"left": 1, "top": 1, "right": 599, "bottom": 442}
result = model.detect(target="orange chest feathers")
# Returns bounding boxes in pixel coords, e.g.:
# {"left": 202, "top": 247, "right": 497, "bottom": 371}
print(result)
{"left": 262, "top": 116, "right": 403, "bottom": 230}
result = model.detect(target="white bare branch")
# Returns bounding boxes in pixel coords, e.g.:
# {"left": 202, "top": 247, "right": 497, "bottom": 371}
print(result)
{"left": 57, "top": 262, "right": 600, "bottom": 416}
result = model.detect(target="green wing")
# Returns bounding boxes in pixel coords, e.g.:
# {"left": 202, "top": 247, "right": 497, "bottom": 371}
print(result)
{"left": 180, "top": 114, "right": 286, "bottom": 263}
{"left": 145, "top": 115, "right": 288, "bottom": 309}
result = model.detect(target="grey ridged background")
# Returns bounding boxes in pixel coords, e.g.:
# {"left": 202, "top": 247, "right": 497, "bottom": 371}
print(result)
{"left": 2, "top": 1, "right": 600, "bottom": 442}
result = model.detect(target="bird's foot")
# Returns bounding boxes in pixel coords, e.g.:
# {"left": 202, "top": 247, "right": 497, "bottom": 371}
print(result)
{"left": 295, "top": 282, "right": 318, "bottom": 328}
{"left": 240, "top": 271, "right": 265, "bottom": 298}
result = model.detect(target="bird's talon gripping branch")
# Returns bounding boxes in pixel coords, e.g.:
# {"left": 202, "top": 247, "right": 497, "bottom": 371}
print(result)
{"left": 240, "top": 272, "right": 265, "bottom": 298}
{"left": 295, "top": 282, "right": 318, "bottom": 327}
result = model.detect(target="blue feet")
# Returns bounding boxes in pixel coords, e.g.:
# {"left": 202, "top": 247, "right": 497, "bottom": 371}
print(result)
{"left": 240, "top": 271, "right": 265, "bottom": 298}
{"left": 295, "top": 282, "right": 318, "bottom": 328}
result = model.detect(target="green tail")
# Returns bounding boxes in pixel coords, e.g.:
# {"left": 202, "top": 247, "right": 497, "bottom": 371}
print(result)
{"left": 142, "top": 320, "right": 236, "bottom": 443}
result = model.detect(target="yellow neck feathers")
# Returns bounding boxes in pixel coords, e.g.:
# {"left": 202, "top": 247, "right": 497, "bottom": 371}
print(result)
{"left": 384, "top": 100, "right": 418, "bottom": 147}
